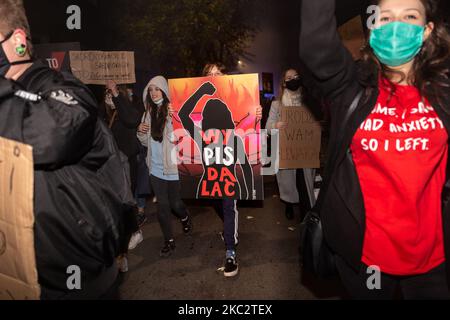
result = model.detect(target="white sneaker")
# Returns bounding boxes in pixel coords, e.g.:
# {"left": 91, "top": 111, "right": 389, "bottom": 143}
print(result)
{"left": 128, "top": 230, "right": 143, "bottom": 250}
{"left": 117, "top": 256, "right": 128, "bottom": 273}
{"left": 153, "top": 196, "right": 158, "bottom": 203}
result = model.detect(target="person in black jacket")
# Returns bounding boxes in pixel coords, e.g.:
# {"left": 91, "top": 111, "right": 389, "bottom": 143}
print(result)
{"left": 100, "top": 80, "right": 146, "bottom": 272}
{"left": 300, "top": 0, "right": 450, "bottom": 299}
{"left": 102, "top": 81, "right": 144, "bottom": 191}
{"left": 0, "top": 0, "right": 126, "bottom": 299}
{"left": 109, "top": 82, "right": 150, "bottom": 226}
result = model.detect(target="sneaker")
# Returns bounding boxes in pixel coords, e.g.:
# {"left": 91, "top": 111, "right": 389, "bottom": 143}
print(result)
{"left": 181, "top": 216, "right": 193, "bottom": 235}
{"left": 128, "top": 230, "right": 144, "bottom": 250}
{"left": 152, "top": 196, "right": 157, "bottom": 203}
{"left": 224, "top": 256, "right": 239, "bottom": 277}
{"left": 117, "top": 255, "right": 128, "bottom": 273}
{"left": 160, "top": 240, "right": 176, "bottom": 257}
{"left": 136, "top": 212, "right": 148, "bottom": 227}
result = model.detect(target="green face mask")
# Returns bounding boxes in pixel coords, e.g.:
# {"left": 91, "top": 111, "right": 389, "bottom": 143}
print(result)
{"left": 369, "top": 21, "right": 425, "bottom": 67}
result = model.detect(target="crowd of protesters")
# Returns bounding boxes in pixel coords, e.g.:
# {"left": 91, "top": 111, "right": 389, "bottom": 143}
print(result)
{"left": 1, "top": 0, "right": 450, "bottom": 300}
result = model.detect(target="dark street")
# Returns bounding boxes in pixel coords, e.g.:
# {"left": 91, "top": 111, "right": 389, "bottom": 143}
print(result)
{"left": 120, "top": 177, "right": 344, "bottom": 300}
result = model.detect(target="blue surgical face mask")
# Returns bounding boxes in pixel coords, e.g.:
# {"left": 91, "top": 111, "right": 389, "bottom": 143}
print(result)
{"left": 369, "top": 21, "right": 425, "bottom": 67}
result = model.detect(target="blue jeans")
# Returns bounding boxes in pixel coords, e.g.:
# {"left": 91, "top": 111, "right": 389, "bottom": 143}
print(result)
{"left": 135, "top": 189, "right": 147, "bottom": 210}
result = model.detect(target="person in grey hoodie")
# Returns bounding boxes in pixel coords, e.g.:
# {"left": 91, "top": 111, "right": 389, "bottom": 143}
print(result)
{"left": 137, "top": 76, "right": 192, "bottom": 257}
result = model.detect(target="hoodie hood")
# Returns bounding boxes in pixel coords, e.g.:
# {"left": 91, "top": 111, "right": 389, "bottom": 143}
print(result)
{"left": 142, "top": 76, "right": 170, "bottom": 106}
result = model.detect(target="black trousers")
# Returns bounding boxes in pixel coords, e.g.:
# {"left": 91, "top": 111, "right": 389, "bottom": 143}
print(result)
{"left": 336, "top": 255, "right": 450, "bottom": 300}
{"left": 128, "top": 154, "right": 138, "bottom": 194}
{"left": 119, "top": 206, "right": 140, "bottom": 254}
{"left": 151, "top": 175, "right": 189, "bottom": 242}
{"left": 212, "top": 199, "right": 239, "bottom": 251}
{"left": 296, "top": 169, "right": 312, "bottom": 216}
{"left": 118, "top": 154, "right": 140, "bottom": 254}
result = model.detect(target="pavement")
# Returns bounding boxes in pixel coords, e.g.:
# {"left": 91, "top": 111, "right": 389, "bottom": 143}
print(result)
{"left": 119, "top": 177, "right": 345, "bottom": 300}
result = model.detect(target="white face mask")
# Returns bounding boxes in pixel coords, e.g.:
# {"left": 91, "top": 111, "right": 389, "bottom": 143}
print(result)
{"left": 152, "top": 98, "right": 164, "bottom": 106}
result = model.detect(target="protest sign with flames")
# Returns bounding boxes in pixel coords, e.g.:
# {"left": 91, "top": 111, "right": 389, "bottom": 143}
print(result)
{"left": 169, "top": 74, "right": 263, "bottom": 200}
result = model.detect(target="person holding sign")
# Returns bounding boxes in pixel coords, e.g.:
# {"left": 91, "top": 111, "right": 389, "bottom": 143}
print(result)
{"left": 0, "top": 0, "right": 128, "bottom": 299}
{"left": 300, "top": 0, "right": 450, "bottom": 299}
{"left": 137, "top": 76, "right": 193, "bottom": 258}
{"left": 266, "top": 69, "right": 316, "bottom": 220}
{"left": 176, "top": 63, "right": 262, "bottom": 278}
{"left": 101, "top": 81, "right": 146, "bottom": 273}
{"left": 179, "top": 80, "right": 256, "bottom": 201}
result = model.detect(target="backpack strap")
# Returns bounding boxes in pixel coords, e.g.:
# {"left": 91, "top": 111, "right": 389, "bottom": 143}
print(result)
{"left": 314, "top": 90, "right": 364, "bottom": 211}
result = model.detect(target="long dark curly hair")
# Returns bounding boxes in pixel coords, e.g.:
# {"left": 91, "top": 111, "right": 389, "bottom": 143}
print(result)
{"left": 146, "top": 91, "right": 169, "bottom": 143}
{"left": 361, "top": 0, "right": 450, "bottom": 105}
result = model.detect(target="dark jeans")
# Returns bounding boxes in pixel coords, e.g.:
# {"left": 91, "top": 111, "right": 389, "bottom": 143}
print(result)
{"left": 118, "top": 154, "right": 140, "bottom": 255}
{"left": 336, "top": 255, "right": 450, "bottom": 300}
{"left": 128, "top": 154, "right": 138, "bottom": 194}
{"left": 150, "top": 175, "right": 189, "bottom": 242}
{"left": 119, "top": 206, "right": 140, "bottom": 254}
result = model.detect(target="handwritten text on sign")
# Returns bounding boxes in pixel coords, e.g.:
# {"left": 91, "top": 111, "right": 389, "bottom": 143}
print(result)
{"left": 280, "top": 107, "right": 322, "bottom": 169}
{"left": 69, "top": 51, "right": 136, "bottom": 85}
{"left": 0, "top": 137, "right": 40, "bottom": 300}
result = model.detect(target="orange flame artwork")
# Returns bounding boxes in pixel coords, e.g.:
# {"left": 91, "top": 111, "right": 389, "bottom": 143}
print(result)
{"left": 169, "top": 74, "right": 263, "bottom": 200}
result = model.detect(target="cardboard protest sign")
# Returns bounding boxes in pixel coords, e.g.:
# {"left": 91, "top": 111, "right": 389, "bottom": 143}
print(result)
{"left": 279, "top": 106, "right": 322, "bottom": 169}
{"left": 338, "top": 15, "right": 366, "bottom": 61}
{"left": 169, "top": 74, "right": 263, "bottom": 200}
{"left": 0, "top": 137, "right": 40, "bottom": 300}
{"left": 69, "top": 51, "right": 136, "bottom": 85}
{"left": 34, "top": 42, "right": 81, "bottom": 72}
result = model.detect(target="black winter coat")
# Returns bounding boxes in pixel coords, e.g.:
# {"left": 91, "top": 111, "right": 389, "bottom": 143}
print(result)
{"left": 99, "top": 93, "right": 143, "bottom": 158}
{"left": 0, "top": 62, "right": 124, "bottom": 299}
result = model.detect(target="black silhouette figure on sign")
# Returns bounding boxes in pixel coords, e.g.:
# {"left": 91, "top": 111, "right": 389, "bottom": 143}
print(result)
{"left": 179, "top": 81, "right": 255, "bottom": 200}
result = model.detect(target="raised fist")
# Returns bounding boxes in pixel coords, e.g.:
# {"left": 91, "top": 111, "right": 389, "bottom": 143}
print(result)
{"left": 201, "top": 81, "right": 216, "bottom": 96}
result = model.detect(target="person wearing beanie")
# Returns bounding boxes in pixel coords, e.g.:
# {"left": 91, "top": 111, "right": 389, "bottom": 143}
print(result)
{"left": 137, "top": 76, "right": 193, "bottom": 257}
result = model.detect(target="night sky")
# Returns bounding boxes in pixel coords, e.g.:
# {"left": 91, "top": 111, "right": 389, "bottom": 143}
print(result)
{"left": 23, "top": 0, "right": 450, "bottom": 49}
{"left": 23, "top": 0, "right": 450, "bottom": 95}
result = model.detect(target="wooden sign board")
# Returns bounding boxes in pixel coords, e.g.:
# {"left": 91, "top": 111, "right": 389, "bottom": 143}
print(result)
{"left": 69, "top": 51, "right": 136, "bottom": 85}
